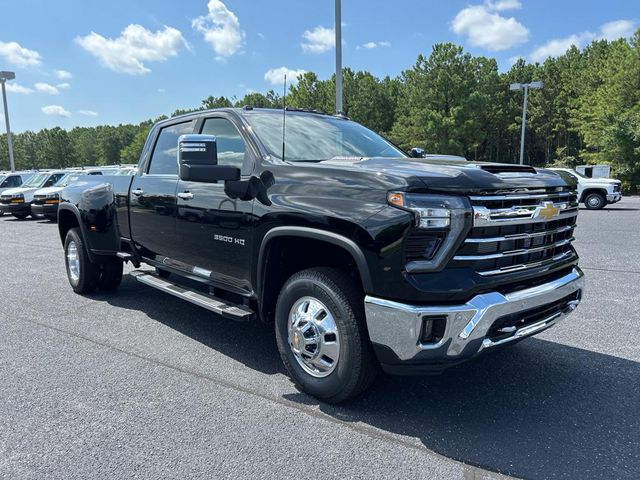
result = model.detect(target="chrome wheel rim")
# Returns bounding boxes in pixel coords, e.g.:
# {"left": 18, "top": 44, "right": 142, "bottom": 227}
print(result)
{"left": 67, "top": 240, "right": 80, "bottom": 283}
{"left": 288, "top": 296, "right": 340, "bottom": 378}
{"left": 588, "top": 196, "right": 600, "bottom": 207}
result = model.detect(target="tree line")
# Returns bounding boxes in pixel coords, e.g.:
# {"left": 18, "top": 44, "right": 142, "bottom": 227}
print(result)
{"left": 1, "top": 32, "right": 638, "bottom": 191}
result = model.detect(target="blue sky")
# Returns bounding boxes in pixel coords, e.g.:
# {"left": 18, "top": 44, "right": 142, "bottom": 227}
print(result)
{"left": 1, "top": 0, "right": 637, "bottom": 132}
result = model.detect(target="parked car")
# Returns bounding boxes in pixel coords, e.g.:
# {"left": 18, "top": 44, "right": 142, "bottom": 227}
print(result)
{"left": 57, "top": 108, "right": 584, "bottom": 402}
{"left": 550, "top": 168, "right": 622, "bottom": 209}
{"left": 0, "top": 171, "right": 67, "bottom": 219}
{"left": 0, "top": 171, "right": 36, "bottom": 216}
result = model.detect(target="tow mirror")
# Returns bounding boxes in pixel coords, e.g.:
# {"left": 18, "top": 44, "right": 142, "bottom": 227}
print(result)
{"left": 178, "top": 134, "right": 240, "bottom": 183}
{"left": 409, "top": 147, "right": 425, "bottom": 158}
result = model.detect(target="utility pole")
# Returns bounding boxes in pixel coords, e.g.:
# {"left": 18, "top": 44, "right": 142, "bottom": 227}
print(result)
{"left": 0, "top": 71, "right": 16, "bottom": 172}
{"left": 510, "top": 80, "right": 543, "bottom": 165}
{"left": 334, "top": 0, "right": 343, "bottom": 114}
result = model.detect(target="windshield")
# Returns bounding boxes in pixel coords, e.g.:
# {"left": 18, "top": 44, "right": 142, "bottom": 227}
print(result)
{"left": 571, "top": 170, "right": 587, "bottom": 178}
{"left": 22, "top": 173, "right": 49, "bottom": 188}
{"left": 54, "top": 173, "right": 82, "bottom": 187}
{"left": 244, "top": 111, "right": 406, "bottom": 162}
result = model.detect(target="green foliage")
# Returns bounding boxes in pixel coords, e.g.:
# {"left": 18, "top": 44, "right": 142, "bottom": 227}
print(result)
{"left": 0, "top": 31, "right": 638, "bottom": 191}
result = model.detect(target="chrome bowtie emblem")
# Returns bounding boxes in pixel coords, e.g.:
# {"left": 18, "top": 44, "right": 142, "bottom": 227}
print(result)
{"left": 534, "top": 202, "right": 560, "bottom": 220}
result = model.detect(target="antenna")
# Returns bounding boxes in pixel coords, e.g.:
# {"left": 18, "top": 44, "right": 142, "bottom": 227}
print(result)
{"left": 281, "top": 74, "right": 287, "bottom": 162}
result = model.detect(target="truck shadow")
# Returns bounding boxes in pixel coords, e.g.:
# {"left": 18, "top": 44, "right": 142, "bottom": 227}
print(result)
{"left": 100, "top": 275, "right": 284, "bottom": 376}
{"left": 99, "top": 275, "right": 639, "bottom": 479}
{"left": 285, "top": 340, "right": 640, "bottom": 479}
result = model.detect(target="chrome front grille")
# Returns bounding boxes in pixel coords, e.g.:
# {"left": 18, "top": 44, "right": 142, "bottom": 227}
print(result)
{"left": 452, "top": 188, "right": 578, "bottom": 276}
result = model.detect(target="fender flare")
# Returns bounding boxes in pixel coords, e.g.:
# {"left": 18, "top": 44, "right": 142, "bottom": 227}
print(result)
{"left": 257, "top": 226, "right": 374, "bottom": 295}
{"left": 580, "top": 188, "right": 608, "bottom": 203}
{"left": 57, "top": 203, "right": 96, "bottom": 262}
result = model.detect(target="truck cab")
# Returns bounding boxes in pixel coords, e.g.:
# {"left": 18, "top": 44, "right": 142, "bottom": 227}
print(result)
{"left": 57, "top": 108, "right": 584, "bottom": 402}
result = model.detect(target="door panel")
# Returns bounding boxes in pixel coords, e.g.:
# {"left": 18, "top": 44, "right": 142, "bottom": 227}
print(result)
{"left": 129, "top": 174, "right": 178, "bottom": 257}
{"left": 173, "top": 115, "right": 255, "bottom": 292}
{"left": 128, "top": 120, "right": 194, "bottom": 258}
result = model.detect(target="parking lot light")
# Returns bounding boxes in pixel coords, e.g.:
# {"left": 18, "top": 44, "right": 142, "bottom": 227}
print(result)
{"left": 0, "top": 70, "right": 16, "bottom": 172}
{"left": 510, "top": 80, "right": 543, "bottom": 165}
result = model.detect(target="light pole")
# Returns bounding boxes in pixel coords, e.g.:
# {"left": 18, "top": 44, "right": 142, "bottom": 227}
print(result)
{"left": 334, "top": 0, "right": 343, "bottom": 114}
{"left": 510, "top": 80, "right": 543, "bottom": 165}
{"left": 0, "top": 71, "right": 16, "bottom": 172}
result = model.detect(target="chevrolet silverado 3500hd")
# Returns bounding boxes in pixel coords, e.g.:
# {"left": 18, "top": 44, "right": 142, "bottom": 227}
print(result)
{"left": 58, "top": 108, "right": 584, "bottom": 402}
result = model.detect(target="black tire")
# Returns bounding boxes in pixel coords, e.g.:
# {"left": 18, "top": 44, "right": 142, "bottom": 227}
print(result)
{"left": 64, "top": 228, "right": 100, "bottom": 294}
{"left": 98, "top": 257, "right": 123, "bottom": 291}
{"left": 156, "top": 267, "right": 171, "bottom": 279}
{"left": 584, "top": 192, "right": 606, "bottom": 210}
{"left": 275, "top": 267, "right": 377, "bottom": 403}
{"left": 12, "top": 213, "right": 28, "bottom": 220}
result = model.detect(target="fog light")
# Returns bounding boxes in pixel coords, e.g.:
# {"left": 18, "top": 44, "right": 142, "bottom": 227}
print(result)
{"left": 420, "top": 316, "right": 447, "bottom": 344}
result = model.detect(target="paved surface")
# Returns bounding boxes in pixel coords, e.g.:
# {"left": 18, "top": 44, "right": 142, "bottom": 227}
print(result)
{"left": 0, "top": 198, "right": 639, "bottom": 480}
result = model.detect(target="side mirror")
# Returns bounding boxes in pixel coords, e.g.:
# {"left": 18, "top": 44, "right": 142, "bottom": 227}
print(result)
{"left": 178, "top": 134, "right": 240, "bottom": 183}
{"left": 409, "top": 147, "right": 425, "bottom": 158}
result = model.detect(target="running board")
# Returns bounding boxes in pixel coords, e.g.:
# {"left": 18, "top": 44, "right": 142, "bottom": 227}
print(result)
{"left": 130, "top": 271, "right": 254, "bottom": 321}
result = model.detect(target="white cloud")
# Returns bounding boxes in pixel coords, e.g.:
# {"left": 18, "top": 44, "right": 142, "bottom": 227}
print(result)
{"left": 485, "top": 0, "right": 522, "bottom": 11}
{"left": 301, "top": 26, "right": 335, "bottom": 54}
{"left": 451, "top": 0, "right": 529, "bottom": 51}
{"left": 35, "top": 82, "right": 59, "bottom": 95}
{"left": 599, "top": 19, "right": 636, "bottom": 40}
{"left": 192, "top": 0, "right": 244, "bottom": 60}
{"left": 57, "top": 82, "right": 71, "bottom": 90}
{"left": 75, "top": 24, "right": 186, "bottom": 75}
{"left": 42, "top": 105, "right": 71, "bottom": 117}
{"left": 55, "top": 69, "right": 72, "bottom": 80}
{"left": 357, "top": 41, "right": 391, "bottom": 50}
{"left": 5, "top": 82, "right": 33, "bottom": 94}
{"left": 79, "top": 110, "right": 98, "bottom": 116}
{"left": 0, "top": 41, "right": 42, "bottom": 67}
{"left": 264, "top": 67, "right": 307, "bottom": 86}
{"left": 530, "top": 19, "right": 637, "bottom": 63}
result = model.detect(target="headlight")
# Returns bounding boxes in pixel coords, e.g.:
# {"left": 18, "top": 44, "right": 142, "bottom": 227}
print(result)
{"left": 388, "top": 192, "right": 472, "bottom": 272}
{"left": 387, "top": 192, "right": 467, "bottom": 229}
{"left": 46, "top": 193, "right": 59, "bottom": 199}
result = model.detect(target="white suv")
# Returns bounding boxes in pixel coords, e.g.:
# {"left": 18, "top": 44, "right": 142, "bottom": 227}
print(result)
{"left": 551, "top": 168, "right": 622, "bottom": 210}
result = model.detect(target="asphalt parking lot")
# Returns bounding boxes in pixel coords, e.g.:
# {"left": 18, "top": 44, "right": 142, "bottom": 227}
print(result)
{"left": 0, "top": 198, "right": 638, "bottom": 480}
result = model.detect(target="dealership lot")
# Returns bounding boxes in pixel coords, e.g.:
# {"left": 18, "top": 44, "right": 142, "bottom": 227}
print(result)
{"left": 0, "top": 198, "right": 638, "bottom": 480}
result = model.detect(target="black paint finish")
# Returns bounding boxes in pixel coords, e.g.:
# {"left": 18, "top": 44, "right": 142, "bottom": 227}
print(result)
{"left": 59, "top": 108, "right": 577, "bottom": 308}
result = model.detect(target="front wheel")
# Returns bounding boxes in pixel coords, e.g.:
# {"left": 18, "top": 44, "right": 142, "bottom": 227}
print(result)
{"left": 275, "top": 267, "right": 377, "bottom": 403}
{"left": 584, "top": 192, "right": 606, "bottom": 210}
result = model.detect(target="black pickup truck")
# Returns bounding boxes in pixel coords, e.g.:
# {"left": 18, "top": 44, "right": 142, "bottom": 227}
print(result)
{"left": 58, "top": 108, "right": 584, "bottom": 402}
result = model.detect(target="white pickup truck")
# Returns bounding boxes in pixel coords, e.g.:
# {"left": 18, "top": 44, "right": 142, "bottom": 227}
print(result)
{"left": 550, "top": 168, "right": 622, "bottom": 210}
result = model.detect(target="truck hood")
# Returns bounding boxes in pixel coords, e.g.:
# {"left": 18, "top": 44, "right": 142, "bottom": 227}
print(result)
{"left": 1, "top": 187, "right": 40, "bottom": 201}
{"left": 580, "top": 178, "right": 621, "bottom": 186}
{"left": 34, "top": 186, "right": 64, "bottom": 196}
{"left": 316, "top": 157, "right": 568, "bottom": 192}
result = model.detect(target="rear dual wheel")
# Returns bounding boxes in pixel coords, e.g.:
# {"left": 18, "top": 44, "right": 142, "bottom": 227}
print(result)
{"left": 64, "top": 228, "right": 123, "bottom": 294}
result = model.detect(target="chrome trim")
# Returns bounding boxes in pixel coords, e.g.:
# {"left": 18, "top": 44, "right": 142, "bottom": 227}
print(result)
{"left": 364, "top": 267, "right": 584, "bottom": 362}
{"left": 472, "top": 204, "right": 578, "bottom": 227}
{"left": 453, "top": 237, "right": 573, "bottom": 261}
{"left": 475, "top": 250, "right": 575, "bottom": 276}
{"left": 469, "top": 192, "right": 574, "bottom": 201}
{"left": 464, "top": 225, "right": 574, "bottom": 243}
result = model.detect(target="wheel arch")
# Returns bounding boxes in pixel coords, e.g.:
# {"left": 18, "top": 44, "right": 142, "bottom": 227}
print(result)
{"left": 579, "top": 188, "right": 607, "bottom": 203}
{"left": 257, "top": 227, "right": 373, "bottom": 322}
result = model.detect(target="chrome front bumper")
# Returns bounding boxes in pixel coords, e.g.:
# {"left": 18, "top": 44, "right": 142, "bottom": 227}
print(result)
{"left": 365, "top": 267, "right": 584, "bottom": 366}
{"left": 606, "top": 193, "right": 622, "bottom": 203}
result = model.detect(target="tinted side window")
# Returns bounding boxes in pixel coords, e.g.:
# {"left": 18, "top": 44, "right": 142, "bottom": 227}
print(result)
{"left": 45, "top": 174, "right": 65, "bottom": 187}
{"left": 201, "top": 118, "right": 247, "bottom": 170}
{"left": 148, "top": 121, "right": 195, "bottom": 175}
{"left": 6, "top": 176, "right": 21, "bottom": 187}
